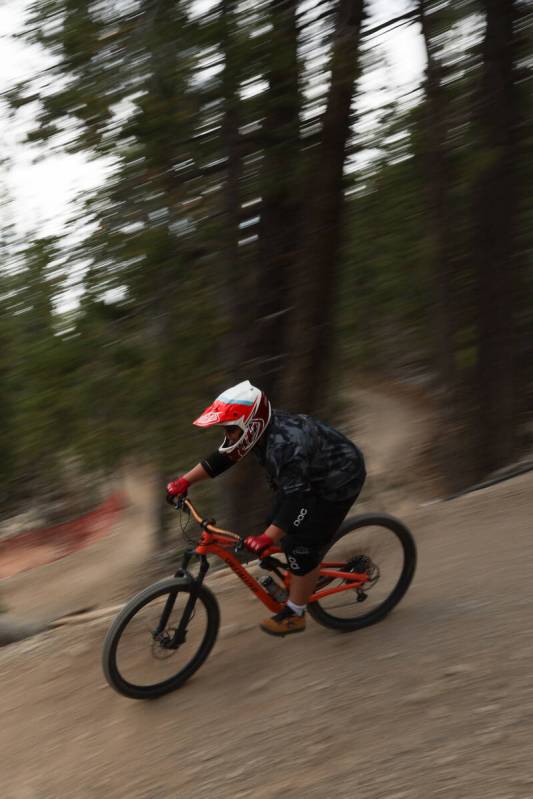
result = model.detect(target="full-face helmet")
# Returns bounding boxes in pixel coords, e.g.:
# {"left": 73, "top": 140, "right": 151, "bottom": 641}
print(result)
{"left": 193, "top": 380, "right": 271, "bottom": 461}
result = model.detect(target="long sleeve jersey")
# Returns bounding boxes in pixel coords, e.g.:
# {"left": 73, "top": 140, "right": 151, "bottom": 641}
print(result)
{"left": 201, "top": 409, "right": 365, "bottom": 533}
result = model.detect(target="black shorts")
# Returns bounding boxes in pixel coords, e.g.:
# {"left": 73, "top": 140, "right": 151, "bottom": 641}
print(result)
{"left": 280, "top": 494, "right": 359, "bottom": 576}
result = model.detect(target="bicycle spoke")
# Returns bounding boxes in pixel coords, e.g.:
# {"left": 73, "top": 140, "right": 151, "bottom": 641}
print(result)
{"left": 114, "top": 590, "right": 208, "bottom": 689}
{"left": 314, "top": 521, "right": 407, "bottom": 621}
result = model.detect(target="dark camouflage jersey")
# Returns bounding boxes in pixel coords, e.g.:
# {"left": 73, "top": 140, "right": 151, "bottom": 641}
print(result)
{"left": 202, "top": 409, "right": 365, "bottom": 504}
{"left": 252, "top": 410, "right": 365, "bottom": 502}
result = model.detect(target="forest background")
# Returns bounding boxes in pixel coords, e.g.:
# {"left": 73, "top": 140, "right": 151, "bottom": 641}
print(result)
{"left": 0, "top": 0, "right": 531, "bottom": 545}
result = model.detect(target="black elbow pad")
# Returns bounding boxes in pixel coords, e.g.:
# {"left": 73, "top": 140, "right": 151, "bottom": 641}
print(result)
{"left": 201, "top": 450, "right": 234, "bottom": 478}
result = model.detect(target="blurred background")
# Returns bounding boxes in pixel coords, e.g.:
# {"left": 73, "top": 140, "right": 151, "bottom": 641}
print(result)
{"left": 1, "top": 6, "right": 533, "bottom": 797}
{"left": 0, "top": 0, "right": 531, "bottom": 545}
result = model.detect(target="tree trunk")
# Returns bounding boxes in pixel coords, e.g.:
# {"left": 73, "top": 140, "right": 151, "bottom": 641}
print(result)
{"left": 219, "top": 0, "right": 246, "bottom": 381}
{"left": 244, "top": 0, "right": 301, "bottom": 401}
{"left": 472, "top": 0, "right": 520, "bottom": 476}
{"left": 418, "top": 0, "right": 470, "bottom": 490}
{"left": 216, "top": 0, "right": 299, "bottom": 530}
{"left": 220, "top": 0, "right": 301, "bottom": 532}
{"left": 142, "top": 0, "right": 182, "bottom": 549}
{"left": 284, "top": 0, "right": 367, "bottom": 414}
{"left": 418, "top": 0, "right": 456, "bottom": 391}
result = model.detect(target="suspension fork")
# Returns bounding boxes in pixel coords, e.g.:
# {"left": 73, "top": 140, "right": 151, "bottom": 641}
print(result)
{"left": 152, "top": 550, "right": 193, "bottom": 637}
{"left": 161, "top": 554, "right": 210, "bottom": 647}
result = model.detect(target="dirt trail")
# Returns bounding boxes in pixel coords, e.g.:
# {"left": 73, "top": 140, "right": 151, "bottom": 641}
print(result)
{"left": 2, "top": 385, "right": 532, "bottom": 799}
{"left": 2, "top": 466, "right": 158, "bottom": 623}
{"left": 343, "top": 379, "right": 440, "bottom": 512}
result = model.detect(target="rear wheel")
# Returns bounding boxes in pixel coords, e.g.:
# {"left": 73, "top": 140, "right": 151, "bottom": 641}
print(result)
{"left": 102, "top": 577, "right": 220, "bottom": 699}
{"left": 308, "top": 514, "right": 416, "bottom": 631}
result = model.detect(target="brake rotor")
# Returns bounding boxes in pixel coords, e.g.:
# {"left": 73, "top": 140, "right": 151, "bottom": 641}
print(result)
{"left": 151, "top": 631, "right": 177, "bottom": 660}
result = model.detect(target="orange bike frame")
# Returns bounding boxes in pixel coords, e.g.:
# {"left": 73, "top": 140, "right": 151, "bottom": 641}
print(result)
{"left": 183, "top": 498, "right": 369, "bottom": 610}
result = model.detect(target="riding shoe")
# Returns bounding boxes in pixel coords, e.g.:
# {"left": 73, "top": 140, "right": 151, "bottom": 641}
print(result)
{"left": 260, "top": 605, "right": 306, "bottom": 637}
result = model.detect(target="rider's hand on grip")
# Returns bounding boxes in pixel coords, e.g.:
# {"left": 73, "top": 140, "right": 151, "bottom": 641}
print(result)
{"left": 244, "top": 533, "right": 273, "bottom": 557}
{"left": 166, "top": 477, "right": 191, "bottom": 505}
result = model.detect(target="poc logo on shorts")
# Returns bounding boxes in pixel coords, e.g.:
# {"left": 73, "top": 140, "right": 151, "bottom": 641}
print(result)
{"left": 293, "top": 508, "right": 308, "bottom": 527}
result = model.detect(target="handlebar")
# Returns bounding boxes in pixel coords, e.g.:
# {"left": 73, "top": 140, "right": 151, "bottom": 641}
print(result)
{"left": 171, "top": 494, "right": 243, "bottom": 546}
{"left": 170, "top": 494, "right": 280, "bottom": 558}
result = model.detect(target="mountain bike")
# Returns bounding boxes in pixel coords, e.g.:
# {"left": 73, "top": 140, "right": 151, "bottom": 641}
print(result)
{"left": 102, "top": 496, "right": 416, "bottom": 700}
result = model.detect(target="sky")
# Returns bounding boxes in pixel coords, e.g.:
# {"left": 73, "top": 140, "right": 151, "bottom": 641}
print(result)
{"left": 0, "top": 0, "right": 426, "bottom": 239}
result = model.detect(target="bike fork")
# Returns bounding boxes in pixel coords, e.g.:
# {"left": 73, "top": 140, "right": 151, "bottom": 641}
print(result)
{"left": 158, "top": 554, "right": 210, "bottom": 647}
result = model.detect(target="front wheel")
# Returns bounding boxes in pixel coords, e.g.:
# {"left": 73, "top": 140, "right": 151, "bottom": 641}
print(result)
{"left": 308, "top": 513, "right": 416, "bottom": 632}
{"left": 102, "top": 577, "right": 220, "bottom": 699}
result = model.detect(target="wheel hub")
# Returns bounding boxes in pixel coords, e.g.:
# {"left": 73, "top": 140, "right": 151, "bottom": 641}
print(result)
{"left": 151, "top": 629, "right": 185, "bottom": 657}
{"left": 346, "top": 555, "right": 379, "bottom": 587}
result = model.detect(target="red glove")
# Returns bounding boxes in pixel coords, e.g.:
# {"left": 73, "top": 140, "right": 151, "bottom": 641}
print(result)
{"left": 166, "top": 477, "right": 190, "bottom": 504}
{"left": 244, "top": 533, "right": 273, "bottom": 557}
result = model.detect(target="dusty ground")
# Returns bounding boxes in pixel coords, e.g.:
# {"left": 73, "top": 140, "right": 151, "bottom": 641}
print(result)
{"left": 343, "top": 377, "right": 441, "bottom": 511}
{"left": 1, "top": 385, "right": 532, "bottom": 799}
{"left": 2, "top": 467, "right": 157, "bottom": 624}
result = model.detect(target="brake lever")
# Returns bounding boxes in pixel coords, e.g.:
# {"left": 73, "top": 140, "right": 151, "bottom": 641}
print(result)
{"left": 173, "top": 495, "right": 189, "bottom": 512}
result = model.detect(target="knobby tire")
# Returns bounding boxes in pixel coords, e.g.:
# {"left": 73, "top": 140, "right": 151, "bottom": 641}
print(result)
{"left": 308, "top": 513, "right": 417, "bottom": 631}
{"left": 102, "top": 577, "right": 220, "bottom": 700}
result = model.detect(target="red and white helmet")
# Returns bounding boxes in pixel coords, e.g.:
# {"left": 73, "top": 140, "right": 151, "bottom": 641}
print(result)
{"left": 193, "top": 380, "right": 271, "bottom": 461}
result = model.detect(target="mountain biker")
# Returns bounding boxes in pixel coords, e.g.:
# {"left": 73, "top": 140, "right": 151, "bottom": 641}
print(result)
{"left": 166, "top": 380, "right": 366, "bottom": 637}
